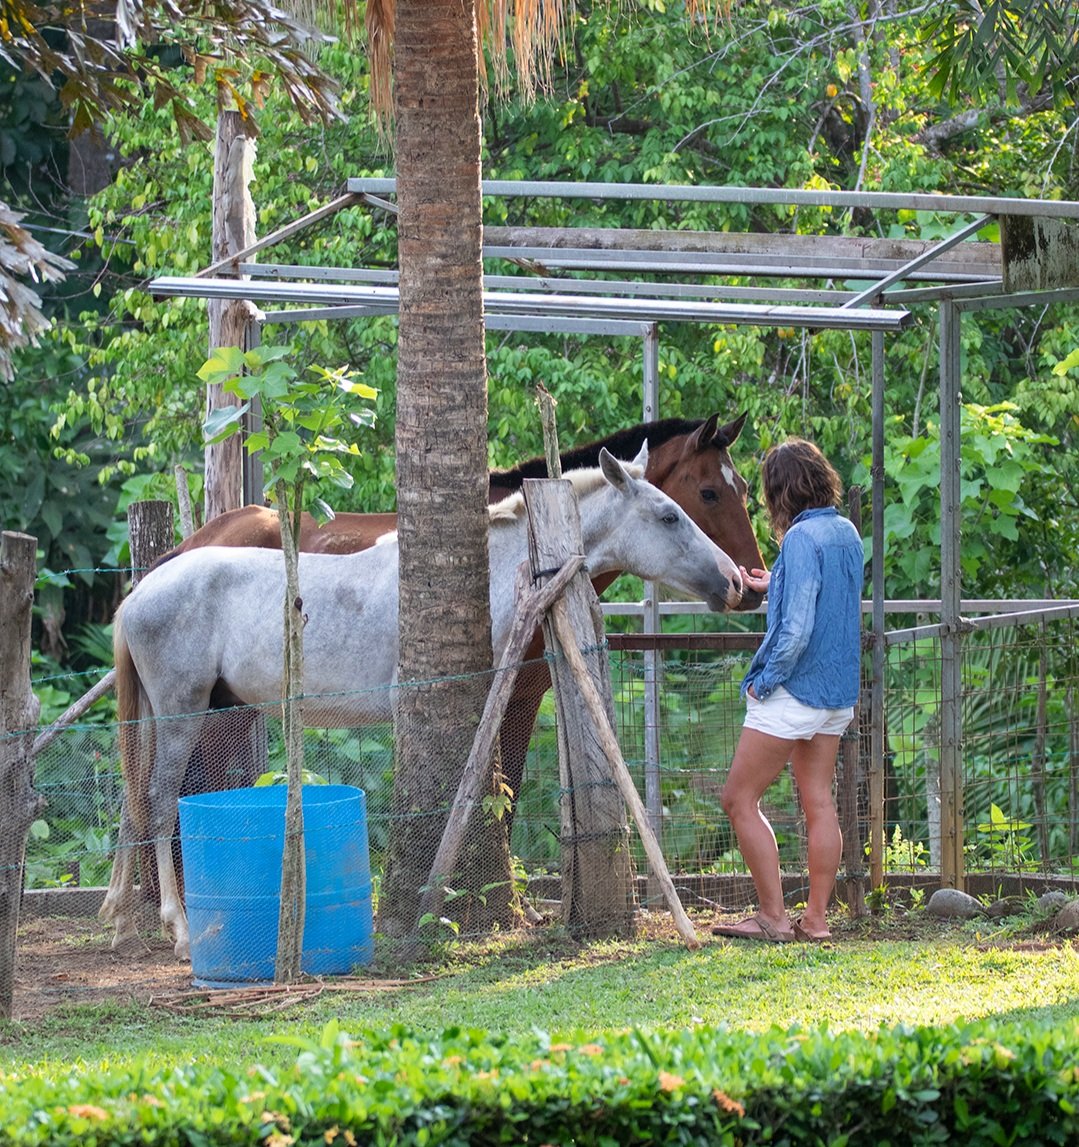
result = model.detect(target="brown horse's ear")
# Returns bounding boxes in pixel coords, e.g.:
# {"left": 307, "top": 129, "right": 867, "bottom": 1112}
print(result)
{"left": 696, "top": 410, "right": 749, "bottom": 452}
{"left": 690, "top": 412, "right": 721, "bottom": 452}
{"left": 629, "top": 440, "right": 649, "bottom": 471}
{"left": 723, "top": 410, "right": 750, "bottom": 445}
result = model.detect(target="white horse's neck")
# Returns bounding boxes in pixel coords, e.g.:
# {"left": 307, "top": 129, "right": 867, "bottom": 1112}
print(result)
{"left": 486, "top": 475, "right": 621, "bottom": 654}
{"left": 487, "top": 470, "right": 623, "bottom": 564}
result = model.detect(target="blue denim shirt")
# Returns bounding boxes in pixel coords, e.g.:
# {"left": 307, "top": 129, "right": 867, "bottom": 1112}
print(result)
{"left": 742, "top": 507, "right": 865, "bottom": 709}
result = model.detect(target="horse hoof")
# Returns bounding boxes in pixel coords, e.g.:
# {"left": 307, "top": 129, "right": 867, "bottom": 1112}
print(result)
{"left": 174, "top": 938, "right": 190, "bottom": 961}
{"left": 110, "top": 928, "right": 143, "bottom": 953}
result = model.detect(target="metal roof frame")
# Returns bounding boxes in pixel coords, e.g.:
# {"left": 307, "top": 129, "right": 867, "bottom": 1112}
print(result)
{"left": 150, "top": 178, "right": 1079, "bottom": 331}
{"left": 149, "top": 179, "right": 1079, "bottom": 893}
{"left": 151, "top": 274, "right": 912, "bottom": 333}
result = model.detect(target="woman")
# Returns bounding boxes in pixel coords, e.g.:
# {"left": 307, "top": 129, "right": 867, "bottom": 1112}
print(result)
{"left": 713, "top": 438, "right": 864, "bottom": 943}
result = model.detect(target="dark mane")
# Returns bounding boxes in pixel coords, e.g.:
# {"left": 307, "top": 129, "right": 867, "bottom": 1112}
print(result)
{"left": 489, "top": 417, "right": 712, "bottom": 493}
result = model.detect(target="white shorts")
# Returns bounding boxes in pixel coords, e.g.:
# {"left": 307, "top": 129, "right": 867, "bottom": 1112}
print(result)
{"left": 744, "top": 685, "right": 854, "bottom": 740}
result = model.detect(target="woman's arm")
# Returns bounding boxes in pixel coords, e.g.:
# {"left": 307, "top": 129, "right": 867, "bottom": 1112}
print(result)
{"left": 748, "top": 534, "right": 822, "bottom": 699}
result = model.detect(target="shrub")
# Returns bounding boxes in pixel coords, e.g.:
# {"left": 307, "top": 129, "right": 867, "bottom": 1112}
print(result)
{"left": 3, "top": 1017, "right": 1077, "bottom": 1145}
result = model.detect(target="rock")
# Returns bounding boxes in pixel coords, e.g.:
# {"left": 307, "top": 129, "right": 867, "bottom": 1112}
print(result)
{"left": 926, "top": 888, "right": 984, "bottom": 919}
{"left": 1036, "top": 890, "right": 1069, "bottom": 914}
{"left": 1052, "top": 899, "right": 1079, "bottom": 936}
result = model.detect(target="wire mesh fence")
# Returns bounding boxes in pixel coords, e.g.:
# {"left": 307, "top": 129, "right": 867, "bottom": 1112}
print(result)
{"left": 14, "top": 608, "right": 1079, "bottom": 973}
{"left": 881, "top": 609, "right": 1079, "bottom": 884}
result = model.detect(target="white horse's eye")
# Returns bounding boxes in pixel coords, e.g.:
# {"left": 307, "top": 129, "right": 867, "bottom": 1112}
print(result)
{"left": 662, "top": 512, "right": 679, "bottom": 525}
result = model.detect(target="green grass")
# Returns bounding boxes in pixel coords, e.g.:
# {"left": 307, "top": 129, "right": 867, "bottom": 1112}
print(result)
{"left": 4, "top": 911, "right": 1078, "bottom": 1076}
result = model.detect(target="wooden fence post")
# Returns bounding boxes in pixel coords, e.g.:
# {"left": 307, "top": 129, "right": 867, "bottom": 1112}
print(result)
{"left": 0, "top": 531, "right": 45, "bottom": 1018}
{"left": 125, "top": 501, "right": 175, "bottom": 907}
{"left": 128, "top": 500, "right": 174, "bottom": 586}
{"left": 523, "top": 479, "right": 637, "bottom": 939}
{"left": 839, "top": 486, "right": 868, "bottom": 917}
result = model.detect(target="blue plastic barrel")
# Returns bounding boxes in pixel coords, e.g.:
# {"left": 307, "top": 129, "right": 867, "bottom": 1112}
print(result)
{"left": 178, "top": 784, "right": 373, "bottom": 988}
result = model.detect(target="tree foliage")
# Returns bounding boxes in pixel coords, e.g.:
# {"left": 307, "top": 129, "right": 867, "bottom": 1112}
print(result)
{"left": 0, "top": 0, "right": 342, "bottom": 140}
{"left": 1, "top": 0, "right": 348, "bottom": 635}
{"left": 4, "top": 0, "right": 1079, "bottom": 654}
{"left": 921, "top": 0, "right": 1079, "bottom": 108}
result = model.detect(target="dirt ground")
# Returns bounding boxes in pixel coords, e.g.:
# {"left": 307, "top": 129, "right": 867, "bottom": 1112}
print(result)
{"left": 12, "top": 912, "right": 193, "bottom": 1024}
{"left": 11, "top": 901, "right": 1072, "bottom": 1026}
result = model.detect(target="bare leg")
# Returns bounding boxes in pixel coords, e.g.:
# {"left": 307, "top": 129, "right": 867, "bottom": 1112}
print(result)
{"left": 790, "top": 734, "right": 843, "bottom": 937}
{"left": 720, "top": 727, "right": 799, "bottom": 932}
{"left": 147, "top": 714, "right": 204, "bottom": 960}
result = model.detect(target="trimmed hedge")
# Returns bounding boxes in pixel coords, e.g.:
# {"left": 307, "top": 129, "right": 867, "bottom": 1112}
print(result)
{"left": 3, "top": 1017, "right": 1078, "bottom": 1145}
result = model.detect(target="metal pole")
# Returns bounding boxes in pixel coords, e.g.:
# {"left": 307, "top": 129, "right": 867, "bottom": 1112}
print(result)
{"left": 869, "top": 330, "right": 886, "bottom": 890}
{"left": 641, "top": 325, "right": 663, "bottom": 863}
{"left": 349, "top": 177, "right": 1079, "bottom": 220}
{"left": 939, "top": 300, "right": 965, "bottom": 889}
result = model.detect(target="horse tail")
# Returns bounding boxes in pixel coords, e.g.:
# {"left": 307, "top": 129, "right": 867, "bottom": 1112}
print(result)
{"left": 114, "top": 604, "right": 154, "bottom": 840}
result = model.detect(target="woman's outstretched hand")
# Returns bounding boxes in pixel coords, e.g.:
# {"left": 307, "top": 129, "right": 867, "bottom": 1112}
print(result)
{"left": 740, "top": 565, "right": 770, "bottom": 594}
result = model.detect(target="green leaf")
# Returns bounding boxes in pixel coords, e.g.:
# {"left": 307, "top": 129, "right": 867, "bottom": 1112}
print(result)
{"left": 203, "top": 402, "right": 251, "bottom": 443}
{"left": 342, "top": 380, "right": 379, "bottom": 399}
{"left": 197, "top": 345, "right": 246, "bottom": 385}
{"left": 310, "top": 498, "right": 336, "bottom": 525}
{"left": 1052, "top": 348, "right": 1079, "bottom": 375}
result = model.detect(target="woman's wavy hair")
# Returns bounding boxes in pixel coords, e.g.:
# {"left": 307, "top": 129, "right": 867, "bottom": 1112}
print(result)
{"left": 760, "top": 437, "right": 843, "bottom": 540}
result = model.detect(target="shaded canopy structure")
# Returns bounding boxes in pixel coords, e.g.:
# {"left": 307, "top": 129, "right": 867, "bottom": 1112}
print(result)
{"left": 150, "top": 179, "right": 1079, "bottom": 892}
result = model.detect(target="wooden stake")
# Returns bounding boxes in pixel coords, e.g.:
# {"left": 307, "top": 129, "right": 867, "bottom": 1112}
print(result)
{"left": 535, "top": 383, "right": 561, "bottom": 479}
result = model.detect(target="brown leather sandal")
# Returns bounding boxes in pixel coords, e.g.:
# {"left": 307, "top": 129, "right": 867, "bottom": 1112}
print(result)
{"left": 711, "top": 913, "right": 795, "bottom": 943}
{"left": 791, "top": 915, "right": 832, "bottom": 942}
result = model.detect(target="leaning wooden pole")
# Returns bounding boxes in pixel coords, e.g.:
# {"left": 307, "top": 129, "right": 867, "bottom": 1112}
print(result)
{"left": 548, "top": 602, "right": 700, "bottom": 950}
{"left": 0, "top": 531, "right": 45, "bottom": 1018}
{"left": 205, "top": 109, "right": 259, "bottom": 521}
{"left": 413, "top": 556, "right": 584, "bottom": 935}
{"left": 32, "top": 499, "right": 175, "bottom": 760}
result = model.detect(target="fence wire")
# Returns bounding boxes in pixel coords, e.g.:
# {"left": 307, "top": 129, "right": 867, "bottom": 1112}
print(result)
{"left": 883, "top": 611, "right": 1079, "bottom": 883}
{"left": 13, "top": 610, "right": 1079, "bottom": 977}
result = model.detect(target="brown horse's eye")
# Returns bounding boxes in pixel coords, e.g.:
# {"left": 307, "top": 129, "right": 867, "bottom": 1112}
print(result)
{"left": 701, "top": 489, "right": 718, "bottom": 503}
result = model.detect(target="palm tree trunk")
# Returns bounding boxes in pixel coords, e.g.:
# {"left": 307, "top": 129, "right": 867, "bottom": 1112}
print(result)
{"left": 380, "top": 0, "right": 510, "bottom": 940}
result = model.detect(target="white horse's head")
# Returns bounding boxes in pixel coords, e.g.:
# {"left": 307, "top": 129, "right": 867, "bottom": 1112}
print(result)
{"left": 583, "top": 445, "right": 744, "bottom": 611}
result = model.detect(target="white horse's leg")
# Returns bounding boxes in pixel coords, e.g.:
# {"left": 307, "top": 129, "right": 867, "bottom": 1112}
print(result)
{"left": 147, "top": 715, "right": 202, "bottom": 960}
{"left": 99, "top": 794, "right": 140, "bottom": 948}
{"left": 154, "top": 836, "right": 189, "bottom": 960}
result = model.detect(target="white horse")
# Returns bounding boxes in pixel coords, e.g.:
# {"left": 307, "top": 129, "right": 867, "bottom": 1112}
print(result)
{"left": 101, "top": 447, "right": 744, "bottom": 958}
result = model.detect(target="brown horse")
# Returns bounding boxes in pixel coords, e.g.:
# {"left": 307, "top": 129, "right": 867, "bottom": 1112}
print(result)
{"left": 162, "top": 412, "right": 763, "bottom": 565}
{"left": 152, "top": 412, "right": 764, "bottom": 859}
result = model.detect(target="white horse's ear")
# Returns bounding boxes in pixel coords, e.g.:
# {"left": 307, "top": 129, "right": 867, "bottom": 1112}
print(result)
{"left": 631, "top": 440, "right": 649, "bottom": 470}
{"left": 599, "top": 446, "right": 633, "bottom": 492}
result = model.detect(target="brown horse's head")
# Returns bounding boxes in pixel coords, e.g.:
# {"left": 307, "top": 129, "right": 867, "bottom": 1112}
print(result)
{"left": 644, "top": 412, "right": 765, "bottom": 611}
